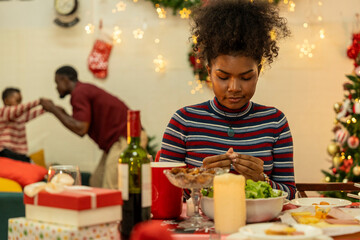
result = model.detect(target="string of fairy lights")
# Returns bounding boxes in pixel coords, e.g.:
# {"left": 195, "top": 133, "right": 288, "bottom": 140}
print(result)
{"left": 83, "top": 0, "right": 326, "bottom": 93}
{"left": 296, "top": 0, "right": 325, "bottom": 58}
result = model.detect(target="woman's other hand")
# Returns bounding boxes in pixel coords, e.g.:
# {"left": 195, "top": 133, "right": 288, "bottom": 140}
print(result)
{"left": 231, "top": 153, "right": 264, "bottom": 181}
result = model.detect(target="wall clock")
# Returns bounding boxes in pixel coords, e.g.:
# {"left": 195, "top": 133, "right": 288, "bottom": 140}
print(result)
{"left": 54, "top": 0, "right": 80, "bottom": 28}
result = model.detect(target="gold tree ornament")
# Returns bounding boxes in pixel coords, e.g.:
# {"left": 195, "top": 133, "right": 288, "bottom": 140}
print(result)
{"left": 353, "top": 166, "right": 360, "bottom": 176}
{"left": 327, "top": 142, "right": 340, "bottom": 156}
{"left": 333, "top": 102, "right": 342, "bottom": 113}
{"left": 332, "top": 154, "right": 342, "bottom": 169}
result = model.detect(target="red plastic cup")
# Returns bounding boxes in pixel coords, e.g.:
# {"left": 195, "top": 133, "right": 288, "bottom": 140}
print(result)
{"left": 151, "top": 162, "right": 186, "bottom": 219}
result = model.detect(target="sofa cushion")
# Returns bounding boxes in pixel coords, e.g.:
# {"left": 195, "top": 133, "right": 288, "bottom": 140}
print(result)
{"left": 0, "top": 157, "right": 47, "bottom": 188}
{"left": 0, "top": 177, "right": 22, "bottom": 192}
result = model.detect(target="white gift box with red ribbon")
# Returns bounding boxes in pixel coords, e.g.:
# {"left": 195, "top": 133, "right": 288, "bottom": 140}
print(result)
{"left": 23, "top": 185, "right": 123, "bottom": 227}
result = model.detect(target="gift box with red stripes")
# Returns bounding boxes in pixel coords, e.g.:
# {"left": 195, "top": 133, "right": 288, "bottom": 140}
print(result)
{"left": 23, "top": 186, "right": 122, "bottom": 227}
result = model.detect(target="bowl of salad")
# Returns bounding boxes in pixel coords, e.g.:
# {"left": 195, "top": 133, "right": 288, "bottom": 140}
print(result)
{"left": 200, "top": 179, "right": 288, "bottom": 223}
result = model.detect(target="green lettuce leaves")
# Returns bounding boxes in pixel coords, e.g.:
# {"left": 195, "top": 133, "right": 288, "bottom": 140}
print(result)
{"left": 245, "top": 179, "right": 282, "bottom": 199}
{"left": 201, "top": 179, "right": 282, "bottom": 199}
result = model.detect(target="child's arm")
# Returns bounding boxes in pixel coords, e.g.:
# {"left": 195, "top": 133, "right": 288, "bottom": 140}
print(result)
{"left": 0, "top": 100, "right": 40, "bottom": 121}
{"left": 22, "top": 107, "right": 45, "bottom": 123}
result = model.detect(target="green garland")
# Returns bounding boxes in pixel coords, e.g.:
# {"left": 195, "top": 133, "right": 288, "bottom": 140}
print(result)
{"left": 144, "top": 0, "right": 203, "bottom": 15}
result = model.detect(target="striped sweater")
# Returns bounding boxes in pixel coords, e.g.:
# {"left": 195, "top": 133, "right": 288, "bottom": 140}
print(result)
{"left": 0, "top": 100, "right": 44, "bottom": 155}
{"left": 160, "top": 97, "right": 296, "bottom": 199}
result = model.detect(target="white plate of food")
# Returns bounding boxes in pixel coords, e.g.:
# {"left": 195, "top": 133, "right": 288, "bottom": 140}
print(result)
{"left": 290, "top": 197, "right": 352, "bottom": 208}
{"left": 237, "top": 223, "right": 323, "bottom": 240}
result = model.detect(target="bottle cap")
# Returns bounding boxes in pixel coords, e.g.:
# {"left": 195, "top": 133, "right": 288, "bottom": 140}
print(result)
{"left": 128, "top": 110, "right": 141, "bottom": 137}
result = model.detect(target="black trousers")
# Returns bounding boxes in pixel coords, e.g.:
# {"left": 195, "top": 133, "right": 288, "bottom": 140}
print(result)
{"left": 0, "top": 148, "right": 31, "bottom": 163}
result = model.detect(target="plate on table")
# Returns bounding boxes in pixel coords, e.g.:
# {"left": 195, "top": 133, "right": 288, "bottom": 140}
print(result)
{"left": 227, "top": 231, "right": 331, "bottom": 240}
{"left": 290, "top": 197, "right": 352, "bottom": 208}
{"left": 237, "top": 223, "right": 323, "bottom": 240}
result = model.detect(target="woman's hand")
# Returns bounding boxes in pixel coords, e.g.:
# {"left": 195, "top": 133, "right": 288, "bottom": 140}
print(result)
{"left": 202, "top": 152, "right": 232, "bottom": 170}
{"left": 230, "top": 150, "right": 264, "bottom": 181}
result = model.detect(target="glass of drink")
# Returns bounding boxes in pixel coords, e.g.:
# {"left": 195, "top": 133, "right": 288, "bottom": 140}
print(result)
{"left": 47, "top": 165, "right": 81, "bottom": 185}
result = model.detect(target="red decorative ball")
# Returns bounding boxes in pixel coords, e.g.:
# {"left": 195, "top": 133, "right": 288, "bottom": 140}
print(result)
{"left": 353, "top": 33, "right": 360, "bottom": 41}
{"left": 347, "top": 45, "right": 358, "bottom": 59}
{"left": 347, "top": 136, "right": 359, "bottom": 149}
{"left": 332, "top": 167, "right": 337, "bottom": 174}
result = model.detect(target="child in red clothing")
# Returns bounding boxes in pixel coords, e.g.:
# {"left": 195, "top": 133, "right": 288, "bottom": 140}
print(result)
{"left": 0, "top": 88, "right": 44, "bottom": 162}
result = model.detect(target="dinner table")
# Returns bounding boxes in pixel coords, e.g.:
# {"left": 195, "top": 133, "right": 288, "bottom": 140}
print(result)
{"left": 149, "top": 202, "right": 360, "bottom": 240}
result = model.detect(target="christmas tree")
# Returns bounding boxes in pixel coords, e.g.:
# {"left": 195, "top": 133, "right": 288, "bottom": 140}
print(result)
{"left": 322, "top": 31, "right": 360, "bottom": 199}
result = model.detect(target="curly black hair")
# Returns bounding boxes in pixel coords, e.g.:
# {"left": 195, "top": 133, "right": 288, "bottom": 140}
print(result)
{"left": 191, "top": 0, "right": 290, "bottom": 66}
{"left": 2, "top": 87, "right": 20, "bottom": 101}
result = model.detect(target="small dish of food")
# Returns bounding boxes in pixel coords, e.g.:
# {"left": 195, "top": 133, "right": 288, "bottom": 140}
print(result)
{"left": 163, "top": 167, "right": 228, "bottom": 189}
{"left": 290, "top": 197, "right": 351, "bottom": 208}
{"left": 238, "top": 223, "right": 323, "bottom": 240}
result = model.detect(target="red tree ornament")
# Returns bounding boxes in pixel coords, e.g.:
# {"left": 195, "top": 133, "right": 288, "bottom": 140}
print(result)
{"left": 347, "top": 33, "right": 360, "bottom": 67}
{"left": 347, "top": 135, "right": 360, "bottom": 149}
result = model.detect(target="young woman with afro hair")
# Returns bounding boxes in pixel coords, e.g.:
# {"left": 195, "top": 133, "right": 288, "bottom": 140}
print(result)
{"left": 160, "top": 0, "right": 295, "bottom": 199}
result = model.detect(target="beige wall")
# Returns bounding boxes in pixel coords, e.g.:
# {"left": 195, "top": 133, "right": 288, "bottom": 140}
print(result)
{"left": 0, "top": 0, "right": 359, "bottom": 183}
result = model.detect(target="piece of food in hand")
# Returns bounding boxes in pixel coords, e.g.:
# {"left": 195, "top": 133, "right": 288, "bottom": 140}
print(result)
{"left": 227, "top": 147, "right": 237, "bottom": 159}
{"left": 265, "top": 223, "right": 304, "bottom": 236}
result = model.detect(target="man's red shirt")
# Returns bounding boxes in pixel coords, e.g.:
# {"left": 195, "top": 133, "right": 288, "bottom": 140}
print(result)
{"left": 71, "top": 82, "right": 129, "bottom": 152}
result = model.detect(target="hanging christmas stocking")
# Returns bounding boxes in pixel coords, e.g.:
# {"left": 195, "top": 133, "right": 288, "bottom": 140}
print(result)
{"left": 88, "top": 39, "right": 113, "bottom": 79}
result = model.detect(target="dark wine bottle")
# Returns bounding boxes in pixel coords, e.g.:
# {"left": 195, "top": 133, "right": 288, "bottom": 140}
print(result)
{"left": 118, "top": 110, "right": 151, "bottom": 239}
